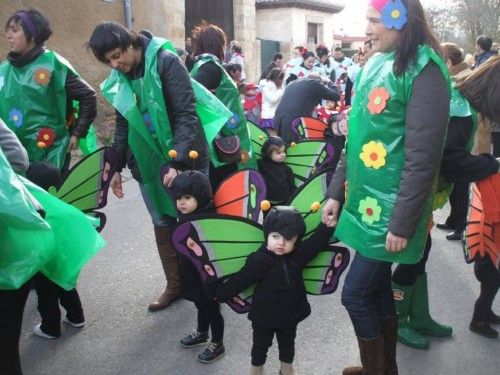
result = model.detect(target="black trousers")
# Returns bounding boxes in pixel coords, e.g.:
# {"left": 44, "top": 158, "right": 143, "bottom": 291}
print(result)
{"left": 34, "top": 273, "right": 84, "bottom": 337}
{"left": 251, "top": 321, "right": 297, "bottom": 366}
{"left": 392, "top": 235, "right": 432, "bottom": 286}
{"left": 472, "top": 257, "right": 500, "bottom": 321}
{"left": 491, "top": 132, "right": 500, "bottom": 157}
{"left": 445, "top": 182, "right": 469, "bottom": 231}
{"left": 195, "top": 299, "right": 224, "bottom": 343}
{"left": 0, "top": 281, "right": 31, "bottom": 375}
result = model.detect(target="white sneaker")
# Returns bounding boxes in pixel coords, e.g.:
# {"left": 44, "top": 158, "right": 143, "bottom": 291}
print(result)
{"left": 33, "top": 324, "right": 57, "bottom": 339}
{"left": 62, "top": 316, "right": 85, "bottom": 328}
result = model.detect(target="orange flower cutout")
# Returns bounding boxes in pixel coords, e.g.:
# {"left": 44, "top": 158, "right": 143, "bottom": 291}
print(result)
{"left": 34, "top": 68, "right": 52, "bottom": 86}
{"left": 37, "top": 128, "right": 55, "bottom": 148}
{"left": 367, "top": 87, "right": 390, "bottom": 114}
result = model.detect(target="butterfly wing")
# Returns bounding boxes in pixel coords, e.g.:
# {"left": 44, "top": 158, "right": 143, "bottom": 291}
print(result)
{"left": 214, "top": 169, "right": 267, "bottom": 224}
{"left": 288, "top": 168, "right": 333, "bottom": 238}
{"left": 54, "top": 147, "right": 118, "bottom": 213}
{"left": 303, "top": 244, "right": 350, "bottom": 295}
{"left": 247, "top": 120, "right": 267, "bottom": 159}
{"left": 464, "top": 183, "right": 499, "bottom": 269}
{"left": 285, "top": 141, "right": 334, "bottom": 187}
{"left": 291, "top": 117, "right": 327, "bottom": 141}
{"left": 171, "top": 215, "right": 263, "bottom": 313}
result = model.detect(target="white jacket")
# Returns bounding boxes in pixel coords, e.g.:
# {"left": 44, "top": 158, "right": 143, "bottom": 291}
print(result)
{"left": 260, "top": 80, "right": 284, "bottom": 119}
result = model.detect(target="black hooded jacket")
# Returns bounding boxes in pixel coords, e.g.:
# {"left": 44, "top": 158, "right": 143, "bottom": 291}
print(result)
{"left": 113, "top": 31, "right": 209, "bottom": 182}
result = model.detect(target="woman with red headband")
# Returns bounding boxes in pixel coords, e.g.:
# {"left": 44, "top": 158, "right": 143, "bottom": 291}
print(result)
{"left": 322, "top": 0, "right": 450, "bottom": 373}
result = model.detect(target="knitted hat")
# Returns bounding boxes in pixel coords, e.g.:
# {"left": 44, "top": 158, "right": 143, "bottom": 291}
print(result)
{"left": 170, "top": 170, "right": 212, "bottom": 209}
{"left": 263, "top": 206, "right": 306, "bottom": 240}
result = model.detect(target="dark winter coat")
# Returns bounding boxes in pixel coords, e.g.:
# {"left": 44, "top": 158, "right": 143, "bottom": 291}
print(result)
{"left": 113, "top": 31, "right": 209, "bottom": 182}
{"left": 273, "top": 78, "right": 339, "bottom": 144}
{"left": 257, "top": 159, "right": 296, "bottom": 203}
{"left": 216, "top": 223, "right": 333, "bottom": 327}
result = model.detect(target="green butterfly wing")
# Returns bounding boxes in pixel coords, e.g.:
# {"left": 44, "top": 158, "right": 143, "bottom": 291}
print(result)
{"left": 303, "top": 244, "right": 350, "bottom": 295}
{"left": 52, "top": 147, "right": 117, "bottom": 230}
{"left": 288, "top": 168, "right": 333, "bottom": 238}
{"left": 247, "top": 120, "right": 267, "bottom": 159}
{"left": 172, "top": 215, "right": 263, "bottom": 313}
{"left": 286, "top": 141, "right": 335, "bottom": 186}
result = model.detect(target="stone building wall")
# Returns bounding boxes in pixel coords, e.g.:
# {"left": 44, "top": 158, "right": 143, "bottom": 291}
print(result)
{"left": 233, "top": 0, "right": 260, "bottom": 83}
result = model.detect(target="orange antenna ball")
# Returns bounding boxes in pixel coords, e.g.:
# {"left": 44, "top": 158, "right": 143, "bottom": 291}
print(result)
{"left": 168, "top": 149, "right": 177, "bottom": 158}
{"left": 310, "top": 201, "right": 321, "bottom": 212}
{"left": 260, "top": 200, "right": 271, "bottom": 212}
{"left": 189, "top": 150, "right": 199, "bottom": 159}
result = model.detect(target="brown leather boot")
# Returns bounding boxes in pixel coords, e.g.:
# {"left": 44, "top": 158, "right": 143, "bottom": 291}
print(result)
{"left": 148, "top": 226, "right": 181, "bottom": 312}
{"left": 381, "top": 317, "right": 398, "bottom": 375}
{"left": 342, "top": 335, "right": 384, "bottom": 375}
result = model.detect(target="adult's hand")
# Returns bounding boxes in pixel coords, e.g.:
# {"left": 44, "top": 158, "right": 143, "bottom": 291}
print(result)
{"left": 163, "top": 167, "right": 179, "bottom": 188}
{"left": 68, "top": 135, "right": 79, "bottom": 151}
{"left": 322, "top": 198, "right": 340, "bottom": 227}
{"left": 385, "top": 232, "right": 408, "bottom": 253}
{"left": 110, "top": 172, "right": 124, "bottom": 199}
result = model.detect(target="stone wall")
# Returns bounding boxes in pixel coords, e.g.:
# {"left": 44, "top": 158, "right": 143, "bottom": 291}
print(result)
{"left": 233, "top": 0, "right": 260, "bottom": 83}
{"left": 0, "top": 0, "right": 185, "bottom": 141}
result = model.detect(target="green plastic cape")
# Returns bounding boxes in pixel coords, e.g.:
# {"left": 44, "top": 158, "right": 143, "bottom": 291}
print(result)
{"left": 0, "top": 148, "right": 55, "bottom": 289}
{"left": 101, "top": 37, "right": 229, "bottom": 216}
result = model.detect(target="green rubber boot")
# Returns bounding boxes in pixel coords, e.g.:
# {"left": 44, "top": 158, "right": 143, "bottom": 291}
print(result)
{"left": 392, "top": 282, "right": 430, "bottom": 349}
{"left": 408, "top": 273, "right": 453, "bottom": 337}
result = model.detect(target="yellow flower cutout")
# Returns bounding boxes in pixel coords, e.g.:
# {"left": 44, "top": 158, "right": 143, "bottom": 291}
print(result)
{"left": 358, "top": 197, "right": 382, "bottom": 225}
{"left": 359, "top": 141, "right": 387, "bottom": 169}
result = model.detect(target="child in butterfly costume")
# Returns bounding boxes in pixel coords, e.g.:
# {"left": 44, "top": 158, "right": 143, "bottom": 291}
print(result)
{"left": 170, "top": 171, "right": 226, "bottom": 363}
{"left": 257, "top": 137, "right": 296, "bottom": 205}
{"left": 214, "top": 206, "right": 335, "bottom": 375}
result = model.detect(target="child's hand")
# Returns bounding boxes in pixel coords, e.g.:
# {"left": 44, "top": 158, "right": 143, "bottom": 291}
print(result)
{"left": 326, "top": 215, "right": 336, "bottom": 228}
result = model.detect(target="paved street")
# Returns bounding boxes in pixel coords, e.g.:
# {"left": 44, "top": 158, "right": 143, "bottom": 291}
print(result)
{"left": 20, "top": 174, "right": 499, "bottom": 375}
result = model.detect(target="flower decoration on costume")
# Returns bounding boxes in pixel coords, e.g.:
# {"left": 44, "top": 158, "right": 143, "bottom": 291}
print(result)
{"left": 226, "top": 113, "right": 239, "bottom": 129}
{"left": 359, "top": 141, "right": 387, "bottom": 169}
{"left": 367, "top": 87, "right": 390, "bottom": 114}
{"left": 37, "top": 127, "right": 55, "bottom": 148}
{"left": 33, "top": 68, "right": 51, "bottom": 86}
{"left": 9, "top": 108, "right": 23, "bottom": 128}
{"left": 358, "top": 197, "right": 382, "bottom": 224}
{"left": 143, "top": 113, "right": 155, "bottom": 134}
{"left": 241, "top": 150, "right": 249, "bottom": 163}
{"left": 380, "top": 0, "right": 408, "bottom": 30}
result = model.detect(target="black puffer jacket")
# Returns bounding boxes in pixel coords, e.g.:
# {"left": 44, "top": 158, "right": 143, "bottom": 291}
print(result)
{"left": 113, "top": 31, "right": 209, "bottom": 181}
{"left": 216, "top": 223, "right": 333, "bottom": 327}
{"left": 7, "top": 45, "right": 96, "bottom": 139}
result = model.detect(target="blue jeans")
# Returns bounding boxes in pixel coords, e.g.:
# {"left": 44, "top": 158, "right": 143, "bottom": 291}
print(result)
{"left": 138, "top": 183, "right": 176, "bottom": 227}
{"left": 341, "top": 252, "right": 396, "bottom": 339}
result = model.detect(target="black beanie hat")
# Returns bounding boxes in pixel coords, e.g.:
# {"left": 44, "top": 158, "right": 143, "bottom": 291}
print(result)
{"left": 26, "top": 161, "right": 62, "bottom": 191}
{"left": 261, "top": 136, "right": 286, "bottom": 160}
{"left": 263, "top": 206, "right": 306, "bottom": 240}
{"left": 170, "top": 170, "right": 212, "bottom": 209}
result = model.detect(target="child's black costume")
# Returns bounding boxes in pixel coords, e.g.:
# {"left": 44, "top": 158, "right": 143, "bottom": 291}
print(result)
{"left": 215, "top": 207, "right": 333, "bottom": 366}
{"left": 170, "top": 171, "right": 225, "bottom": 362}
{"left": 257, "top": 137, "right": 296, "bottom": 204}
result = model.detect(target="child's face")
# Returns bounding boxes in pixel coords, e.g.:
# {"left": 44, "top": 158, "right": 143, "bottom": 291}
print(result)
{"left": 176, "top": 194, "right": 198, "bottom": 215}
{"left": 271, "top": 146, "right": 286, "bottom": 163}
{"left": 267, "top": 232, "right": 297, "bottom": 256}
{"left": 247, "top": 88, "right": 257, "bottom": 96}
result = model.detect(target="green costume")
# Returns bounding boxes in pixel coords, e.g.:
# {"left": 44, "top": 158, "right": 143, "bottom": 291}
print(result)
{"left": 101, "top": 38, "right": 229, "bottom": 217}
{"left": 191, "top": 54, "right": 255, "bottom": 168}
{"left": 0, "top": 147, "right": 104, "bottom": 290}
{"left": 335, "top": 45, "right": 450, "bottom": 264}
{"left": 0, "top": 50, "right": 96, "bottom": 170}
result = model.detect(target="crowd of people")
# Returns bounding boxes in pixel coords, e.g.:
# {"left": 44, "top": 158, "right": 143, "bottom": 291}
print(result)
{"left": 1, "top": 1, "right": 500, "bottom": 374}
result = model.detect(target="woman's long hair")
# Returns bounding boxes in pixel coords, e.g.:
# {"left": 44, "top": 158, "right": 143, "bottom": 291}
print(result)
{"left": 191, "top": 21, "right": 226, "bottom": 61}
{"left": 457, "top": 55, "right": 500, "bottom": 123}
{"left": 393, "top": 0, "right": 442, "bottom": 75}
